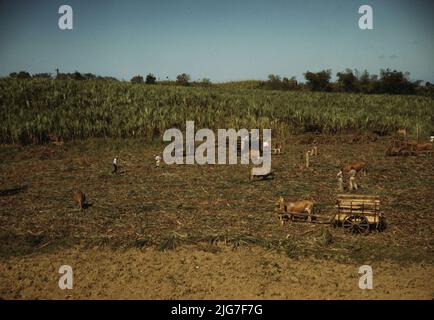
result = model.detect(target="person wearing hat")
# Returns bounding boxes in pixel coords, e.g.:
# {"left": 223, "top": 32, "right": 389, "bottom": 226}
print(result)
{"left": 112, "top": 157, "right": 118, "bottom": 174}
{"left": 155, "top": 155, "right": 162, "bottom": 167}
{"left": 349, "top": 169, "right": 358, "bottom": 191}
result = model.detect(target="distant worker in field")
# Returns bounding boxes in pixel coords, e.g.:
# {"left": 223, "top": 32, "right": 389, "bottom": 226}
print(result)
{"left": 348, "top": 169, "right": 358, "bottom": 191}
{"left": 305, "top": 150, "right": 311, "bottom": 168}
{"left": 155, "top": 155, "right": 162, "bottom": 167}
{"left": 112, "top": 157, "right": 118, "bottom": 174}
{"left": 337, "top": 170, "right": 344, "bottom": 192}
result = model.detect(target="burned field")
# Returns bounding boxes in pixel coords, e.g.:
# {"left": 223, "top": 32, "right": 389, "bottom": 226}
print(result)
{"left": 1, "top": 135, "right": 433, "bottom": 265}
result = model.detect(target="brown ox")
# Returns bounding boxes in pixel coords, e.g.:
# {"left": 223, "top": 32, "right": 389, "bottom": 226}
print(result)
{"left": 416, "top": 143, "right": 433, "bottom": 155}
{"left": 73, "top": 191, "right": 86, "bottom": 210}
{"left": 343, "top": 160, "right": 367, "bottom": 176}
{"left": 276, "top": 197, "right": 314, "bottom": 224}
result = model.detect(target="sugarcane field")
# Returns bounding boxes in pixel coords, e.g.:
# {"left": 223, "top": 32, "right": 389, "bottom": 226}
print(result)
{"left": 0, "top": 0, "right": 433, "bottom": 303}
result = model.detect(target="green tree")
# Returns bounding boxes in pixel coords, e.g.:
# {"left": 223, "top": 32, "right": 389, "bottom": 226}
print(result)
{"left": 336, "top": 69, "right": 358, "bottom": 92}
{"left": 33, "top": 73, "right": 52, "bottom": 79}
{"left": 11, "top": 71, "right": 32, "bottom": 80}
{"left": 176, "top": 73, "right": 191, "bottom": 86}
{"left": 355, "top": 70, "right": 377, "bottom": 93}
{"left": 267, "top": 74, "right": 282, "bottom": 90}
{"left": 304, "top": 70, "right": 332, "bottom": 92}
{"left": 72, "top": 71, "right": 84, "bottom": 81}
{"left": 378, "top": 69, "right": 418, "bottom": 95}
{"left": 200, "top": 78, "right": 211, "bottom": 86}
{"left": 145, "top": 73, "right": 157, "bottom": 84}
{"left": 131, "top": 75, "right": 144, "bottom": 84}
{"left": 84, "top": 73, "right": 97, "bottom": 80}
{"left": 282, "top": 76, "right": 298, "bottom": 90}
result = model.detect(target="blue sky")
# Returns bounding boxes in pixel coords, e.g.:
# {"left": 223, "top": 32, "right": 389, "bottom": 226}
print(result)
{"left": 0, "top": 0, "right": 433, "bottom": 82}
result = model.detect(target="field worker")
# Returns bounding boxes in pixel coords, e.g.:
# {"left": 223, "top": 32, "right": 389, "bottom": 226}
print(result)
{"left": 337, "top": 170, "right": 344, "bottom": 192}
{"left": 155, "top": 155, "right": 162, "bottom": 167}
{"left": 305, "top": 150, "right": 311, "bottom": 168}
{"left": 112, "top": 157, "right": 118, "bottom": 174}
{"left": 348, "top": 169, "right": 358, "bottom": 191}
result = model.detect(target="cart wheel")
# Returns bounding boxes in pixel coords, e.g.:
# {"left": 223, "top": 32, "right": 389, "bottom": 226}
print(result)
{"left": 343, "top": 215, "right": 370, "bottom": 235}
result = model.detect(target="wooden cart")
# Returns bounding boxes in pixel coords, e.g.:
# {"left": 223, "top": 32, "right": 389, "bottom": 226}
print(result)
{"left": 385, "top": 138, "right": 415, "bottom": 156}
{"left": 276, "top": 194, "right": 385, "bottom": 235}
{"left": 334, "top": 194, "right": 385, "bottom": 234}
{"left": 385, "top": 138, "right": 432, "bottom": 156}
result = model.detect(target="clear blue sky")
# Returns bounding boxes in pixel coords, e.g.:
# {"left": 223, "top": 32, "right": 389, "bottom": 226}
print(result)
{"left": 0, "top": 0, "right": 433, "bottom": 82}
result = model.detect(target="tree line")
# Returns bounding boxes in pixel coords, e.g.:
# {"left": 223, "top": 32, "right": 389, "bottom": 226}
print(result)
{"left": 129, "top": 73, "right": 212, "bottom": 87}
{"left": 263, "top": 69, "right": 433, "bottom": 96}
{"left": 7, "top": 71, "right": 211, "bottom": 87}
{"left": 6, "top": 68, "right": 433, "bottom": 96}
{"left": 8, "top": 70, "right": 119, "bottom": 82}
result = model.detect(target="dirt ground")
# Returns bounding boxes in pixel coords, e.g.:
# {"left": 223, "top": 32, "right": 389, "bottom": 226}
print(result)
{"left": 0, "top": 135, "right": 433, "bottom": 299}
{"left": 1, "top": 245, "right": 433, "bottom": 300}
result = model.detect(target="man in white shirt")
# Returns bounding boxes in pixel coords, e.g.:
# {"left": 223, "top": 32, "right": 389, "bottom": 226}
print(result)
{"left": 112, "top": 157, "right": 118, "bottom": 174}
{"left": 349, "top": 169, "right": 358, "bottom": 191}
{"left": 155, "top": 155, "right": 162, "bottom": 167}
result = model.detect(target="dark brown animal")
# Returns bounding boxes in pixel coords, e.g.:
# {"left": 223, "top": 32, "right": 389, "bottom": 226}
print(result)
{"left": 386, "top": 146, "right": 404, "bottom": 156}
{"left": 416, "top": 143, "right": 432, "bottom": 151}
{"left": 343, "top": 160, "right": 367, "bottom": 175}
{"left": 416, "top": 143, "right": 433, "bottom": 155}
{"left": 404, "top": 140, "right": 417, "bottom": 151}
{"left": 73, "top": 191, "right": 86, "bottom": 210}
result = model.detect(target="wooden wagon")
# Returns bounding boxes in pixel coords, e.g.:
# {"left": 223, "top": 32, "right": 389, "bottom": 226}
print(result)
{"left": 333, "top": 194, "right": 385, "bottom": 234}
{"left": 276, "top": 194, "right": 385, "bottom": 235}
{"left": 385, "top": 138, "right": 415, "bottom": 156}
{"left": 386, "top": 138, "right": 432, "bottom": 156}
